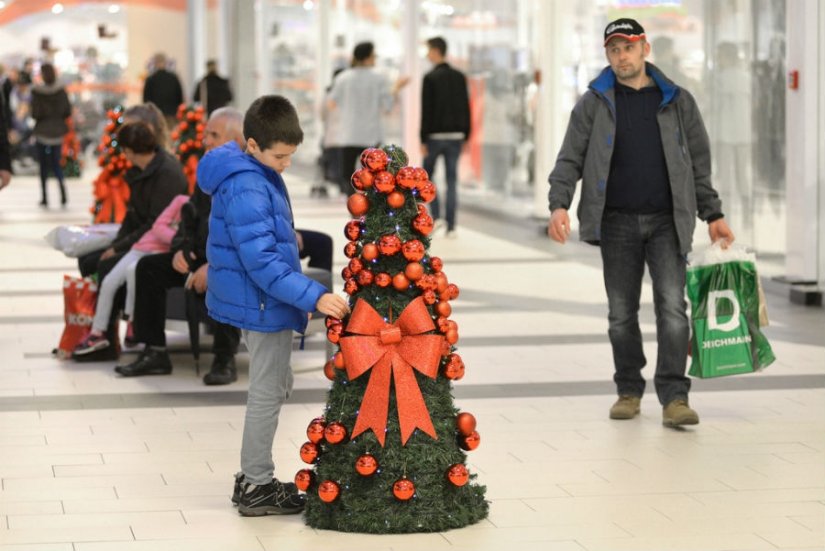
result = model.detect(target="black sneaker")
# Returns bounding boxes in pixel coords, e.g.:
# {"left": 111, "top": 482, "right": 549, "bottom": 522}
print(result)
{"left": 114, "top": 347, "right": 172, "bottom": 377}
{"left": 238, "top": 479, "right": 305, "bottom": 516}
{"left": 232, "top": 473, "right": 299, "bottom": 507}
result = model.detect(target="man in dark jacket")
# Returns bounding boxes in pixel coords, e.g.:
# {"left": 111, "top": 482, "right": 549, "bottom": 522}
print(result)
{"left": 193, "top": 60, "right": 233, "bottom": 116}
{"left": 115, "top": 107, "right": 245, "bottom": 383}
{"left": 421, "top": 36, "right": 470, "bottom": 238}
{"left": 547, "top": 19, "right": 734, "bottom": 428}
{"left": 0, "top": 90, "right": 11, "bottom": 191}
{"left": 142, "top": 53, "right": 184, "bottom": 127}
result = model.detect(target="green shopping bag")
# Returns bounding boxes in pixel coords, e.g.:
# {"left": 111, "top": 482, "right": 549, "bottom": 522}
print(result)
{"left": 686, "top": 244, "right": 775, "bottom": 378}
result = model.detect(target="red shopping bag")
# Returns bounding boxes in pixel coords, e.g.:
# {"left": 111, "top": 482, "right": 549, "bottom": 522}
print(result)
{"left": 56, "top": 275, "right": 98, "bottom": 358}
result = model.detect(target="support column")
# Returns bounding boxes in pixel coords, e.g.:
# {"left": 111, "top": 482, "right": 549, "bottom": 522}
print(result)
{"left": 784, "top": 0, "right": 823, "bottom": 304}
{"left": 401, "top": 0, "right": 420, "bottom": 161}
{"left": 187, "top": 0, "right": 206, "bottom": 96}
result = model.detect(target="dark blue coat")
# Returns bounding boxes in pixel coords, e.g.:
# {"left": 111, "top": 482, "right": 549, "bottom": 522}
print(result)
{"left": 197, "top": 142, "right": 326, "bottom": 333}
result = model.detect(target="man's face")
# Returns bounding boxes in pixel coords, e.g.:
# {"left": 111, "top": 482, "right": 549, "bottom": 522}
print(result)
{"left": 247, "top": 138, "right": 297, "bottom": 174}
{"left": 606, "top": 38, "right": 650, "bottom": 82}
{"left": 203, "top": 118, "right": 231, "bottom": 151}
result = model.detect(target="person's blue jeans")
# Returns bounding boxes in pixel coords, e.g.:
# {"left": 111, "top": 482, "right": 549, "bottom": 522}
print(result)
{"left": 599, "top": 210, "right": 691, "bottom": 406}
{"left": 36, "top": 142, "right": 66, "bottom": 205}
{"left": 424, "top": 139, "right": 462, "bottom": 231}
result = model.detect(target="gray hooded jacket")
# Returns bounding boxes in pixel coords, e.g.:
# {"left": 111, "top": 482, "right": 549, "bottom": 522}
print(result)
{"left": 547, "top": 62, "right": 722, "bottom": 254}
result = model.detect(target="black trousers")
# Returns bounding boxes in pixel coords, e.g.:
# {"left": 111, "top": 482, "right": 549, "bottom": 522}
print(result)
{"left": 133, "top": 252, "right": 240, "bottom": 357}
{"left": 297, "top": 229, "right": 333, "bottom": 272}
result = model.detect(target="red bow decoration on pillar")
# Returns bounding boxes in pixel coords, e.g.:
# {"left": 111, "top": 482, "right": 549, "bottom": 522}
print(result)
{"left": 339, "top": 297, "right": 444, "bottom": 446}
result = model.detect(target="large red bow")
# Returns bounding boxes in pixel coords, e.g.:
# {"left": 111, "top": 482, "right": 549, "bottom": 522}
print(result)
{"left": 339, "top": 297, "right": 444, "bottom": 446}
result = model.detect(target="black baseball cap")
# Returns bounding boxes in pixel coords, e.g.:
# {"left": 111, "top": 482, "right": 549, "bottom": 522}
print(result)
{"left": 603, "top": 18, "right": 646, "bottom": 46}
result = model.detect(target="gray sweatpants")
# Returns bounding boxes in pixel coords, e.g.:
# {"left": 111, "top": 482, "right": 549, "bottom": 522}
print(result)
{"left": 240, "top": 329, "right": 294, "bottom": 486}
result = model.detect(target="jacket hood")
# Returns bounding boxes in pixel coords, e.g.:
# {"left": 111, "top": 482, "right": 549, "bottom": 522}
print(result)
{"left": 589, "top": 62, "right": 679, "bottom": 107}
{"left": 32, "top": 83, "right": 64, "bottom": 95}
{"left": 197, "top": 141, "right": 282, "bottom": 195}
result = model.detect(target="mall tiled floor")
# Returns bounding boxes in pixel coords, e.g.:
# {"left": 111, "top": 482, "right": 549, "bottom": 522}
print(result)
{"left": 0, "top": 169, "right": 823, "bottom": 551}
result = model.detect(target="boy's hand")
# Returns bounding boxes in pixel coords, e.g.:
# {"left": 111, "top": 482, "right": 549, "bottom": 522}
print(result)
{"left": 316, "top": 293, "right": 349, "bottom": 319}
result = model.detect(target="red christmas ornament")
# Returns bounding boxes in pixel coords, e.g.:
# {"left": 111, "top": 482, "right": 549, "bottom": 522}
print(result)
{"left": 436, "top": 274, "right": 449, "bottom": 295}
{"left": 300, "top": 441, "right": 319, "bottom": 463}
{"left": 446, "top": 464, "right": 469, "bottom": 487}
{"left": 306, "top": 417, "right": 327, "bottom": 443}
{"left": 405, "top": 262, "right": 424, "bottom": 281}
{"left": 294, "top": 469, "right": 314, "bottom": 491}
{"left": 418, "top": 181, "right": 437, "bottom": 203}
{"left": 355, "top": 453, "right": 379, "bottom": 476}
{"left": 347, "top": 193, "right": 370, "bottom": 217}
{"left": 344, "top": 278, "right": 359, "bottom": 295}
{"left": 422, "top": 290, "right": 437, "bottom": 305}
{"left": 325, "top": 316, "right": 341, "bottom": 329}
{"left": 440, "top": 339, "right": 453, "bottom": 357}
{"left": 318, "top": 480, "right": 340, "bottom": 503}
{"left": 324, "top": 421, "right": 348, "bottom": 444}
{"left": 392, "top": 478, "right": 415, "bottom": 501}
{"left": 344, "top": 220, "right": 362, "bottom": 241}
{"left": 361, "top": 242, "right": 379, "bottom": 261}
{"left": 341, "top": 266, "right": 353, "bottom": 281}
{"left": 435, "top": 300, "right": 452, "bottom": 318}
{"left": 373, "top": 171, "right": 396, "bottom": 194}
{"left": 416, "top": 274, "right": 438, "bottom": 292}
{"left": 447, "top": 283, "right": 460, "bottom": 300}
{"left": 378, "top": 235, "right": 402, "bottom": 256}
{"left": 412, "top": 214, "right": 434, "bottom": 236}
{"left": 402, "top": 239, "right": 425, "bottom": 262}
{"left": 392, "top": 272, "right": 410, "bottom": 291}
{"left": 445, "top": 329, "right": 459, "bottom": 345}
{"left": 395, "top": 166, "right": 417, "bottom": 189}
{"left": 456, "top": 412, "right": 477, "bottom": 436}
{"left": 459, "top": 430, "right": 480, "bottom": 451}
{"left": 357, "top": 269, "right": 374, "bottom": 286}
{"left": 327, "top": 326, "right": 342, "bottom": 344}
{"left": 430, "top": 256, "right": 443, "bottom": 272}
{"left": 443, "top": 353, "right": 465, "bottom": 380}
{"left": 351, "top": 168, "right": 374, "bottom": 191}
{"left": 413, "top": 167, "right": 429, "bottom": 186}
{"left": 348, "top": 258, "right": 364, "bottom": 275}
{"left": 323, "top": 360, "right": 336, "bottom": 380}
{"left": 416, "top": 203, "right": 428, "bottom": 216}
{"left": 332, "top": 351, "right": 345, "bottom": 369}
{"left": 387, "top": 190, "right": 405, "bottom": 209}
{"left": 344, "top": 241, "right": 359, "bottom": 259}
{"left": 361, "top": 148, "right": 389, "bottom": 171}
{"left": 374, "top": 272, "right": 392, "bottom": 287}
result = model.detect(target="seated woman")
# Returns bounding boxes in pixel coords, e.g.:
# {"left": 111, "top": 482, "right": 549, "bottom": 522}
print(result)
{"left": 73, "top": 121, "right": 187, "bottom": 360}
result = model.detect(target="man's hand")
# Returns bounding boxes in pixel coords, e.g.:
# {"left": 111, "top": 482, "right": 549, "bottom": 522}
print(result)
{"left": 189, "top": 263, "right": 209, "bottom": 294}
{"left": 420, "top": 144, "right": 428, "bottom": 158}
{"left": 100, "top": 247, "right": 116, "bottom": 260}
{"left": 708, "top": 218, "right": 735, "bottom": 249}
{"left": 0, "top": 170, "right": 11, "bottom": 191}
{"left": 172, "top": 250, "right": 191, "bottom": 274}
{"left": 547, "top": 208, "right": 571, "bottom": 244}
{"left": 316, "top": 293, "right": 350, "bottom": 319}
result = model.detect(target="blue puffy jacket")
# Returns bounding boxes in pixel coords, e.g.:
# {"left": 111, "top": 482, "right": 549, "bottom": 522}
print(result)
{"left": 197, "top": 142, "right": 326, "bottom": 333}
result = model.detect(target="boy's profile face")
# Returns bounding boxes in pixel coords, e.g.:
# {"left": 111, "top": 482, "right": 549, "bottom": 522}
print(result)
{"left": 246, "top": 137, "right": 297, "bottom": 174}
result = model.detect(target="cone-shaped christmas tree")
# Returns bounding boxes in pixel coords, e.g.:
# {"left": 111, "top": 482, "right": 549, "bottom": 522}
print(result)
{"left": 299, "top": 145, "right": 488, "bottom": 534}
{"left": 170, "top": 104, "right": 206, "bottom": 194}
{"left": 91, "top": 106, "right": 131, "bottom": 223}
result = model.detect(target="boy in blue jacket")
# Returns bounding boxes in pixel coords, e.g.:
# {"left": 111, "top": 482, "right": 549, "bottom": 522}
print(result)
{"left": 198, "top": 95, "right": 349, "bottom": 516}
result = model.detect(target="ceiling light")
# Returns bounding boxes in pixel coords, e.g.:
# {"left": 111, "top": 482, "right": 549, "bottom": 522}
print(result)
{"left": 52, "top": 3, "right": 64, "bottom": 14}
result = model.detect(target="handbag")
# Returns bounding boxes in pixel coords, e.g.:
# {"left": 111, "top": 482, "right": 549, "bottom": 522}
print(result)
{"left": 55, "top": 275, "right": 98, "bottom": 359}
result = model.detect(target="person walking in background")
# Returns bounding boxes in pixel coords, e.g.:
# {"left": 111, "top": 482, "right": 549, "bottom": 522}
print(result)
{"left": 0, "top": 86, "right": 11, "bottom": 192}
{"left": 31, "top": 63, "right": 71, "bottom": 208}
{"left": 197, "top": 95, "right": 348, "bottom": 515}
{"left": 194, "top": 60, "right": 233, "bottom": 116}
{"left": 327, "top": 41, "right": 409, "bottom": 195}
{"left": 546, "top": 18, "right": 734, "bottom": 428}
{"left": 142, "top": 53, "right": 184, "bottom": 129}
{"left": 420, "top": 36, "right": 470, "bottom": 238}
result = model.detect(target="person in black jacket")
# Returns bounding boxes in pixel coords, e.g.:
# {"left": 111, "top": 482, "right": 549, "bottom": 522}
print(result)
{"left": 75, "top": 121, "right": 187, "bottom": 361}
{"left": 142, "top": 53, "right": 184, "bottom": 129}
{"left": 193, "top": 60, "right": 233, "bottom": 116}
{"left": 31, "top": 63, "right": 72, "bottom": 207}
{"left": 0, "top": 88, "right": 11, "bottom": 192}
{"left": 420, "top": 37, "right": 470, "bottom": 238}
{"left": 117, "top": 107, "right": 246, "bottom": 382}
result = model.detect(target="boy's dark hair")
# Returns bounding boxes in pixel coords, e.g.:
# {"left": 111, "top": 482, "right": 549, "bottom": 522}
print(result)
{"left": 40, "top": 63, "right": 57, "bottom": 85}
{"left": 243, "top": 95, "right": 303, "bottom": 149}
{"left": 427, "top": 37, "right": 447, "bottom": 56}
{"left": 353, "top": 42, "right": 375, "bottom": 63}
{"left": 117, "top": 121, "right": 158, "bottom": 154}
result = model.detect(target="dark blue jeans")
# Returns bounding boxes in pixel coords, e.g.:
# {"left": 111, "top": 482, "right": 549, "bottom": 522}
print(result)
{"left": 599, "top": 210, "right": 691, "bottom": 406}
{"left": 36, "top": 142, "right": 66, "bottom": 205}
{"left": 424, "top": 139, "right": 462, "bottom": 231}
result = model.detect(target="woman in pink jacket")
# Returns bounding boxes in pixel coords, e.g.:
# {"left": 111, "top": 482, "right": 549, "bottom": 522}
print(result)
{"left": 74, "top": 194, "right": 189, "bottom": 355}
